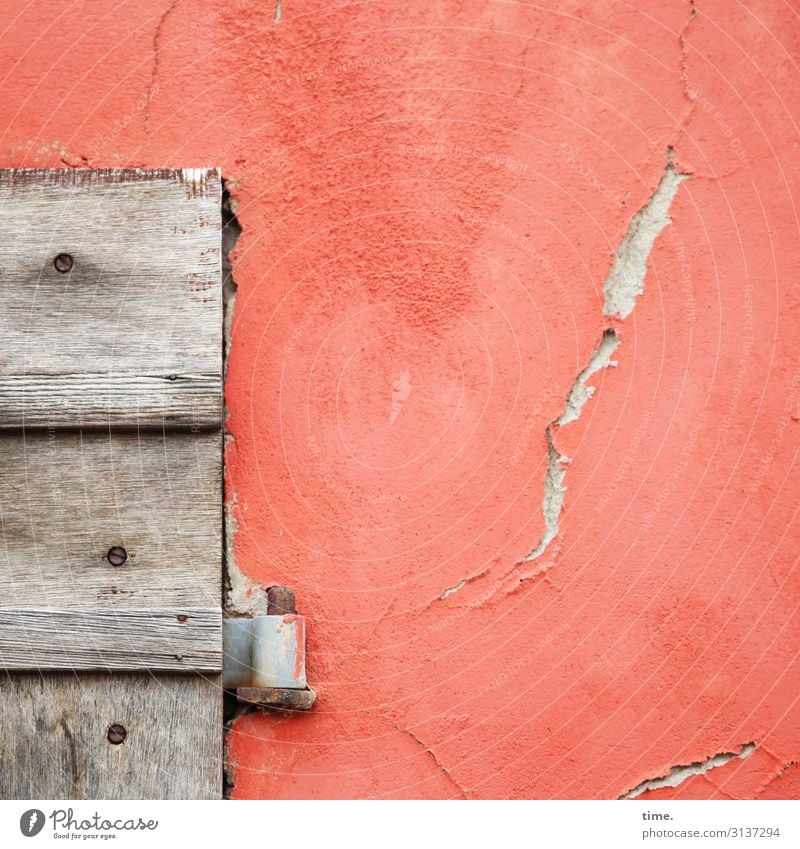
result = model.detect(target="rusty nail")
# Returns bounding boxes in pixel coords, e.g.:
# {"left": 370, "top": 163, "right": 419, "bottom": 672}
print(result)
{"left": 177, "top": 614, "right": 188, "bottom": 623}
{"left": 53, "top": 253, "right": 74, "bottom": 273}
{"left": 236, "top": 687, "right": 317, "bottom": 712}
{"left": 267, "top": 586, "right": 297, "bottom": 615}
{"left": 107, "top": 724, "right": 127, "bottom": 745}
{"left": 106, "top": 546, "right": 128, "bottom": 567}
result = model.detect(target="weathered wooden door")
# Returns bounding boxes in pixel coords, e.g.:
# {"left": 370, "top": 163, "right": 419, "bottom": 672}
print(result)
{"left": 0, "top": 169, "right": 223, "bottom": 799}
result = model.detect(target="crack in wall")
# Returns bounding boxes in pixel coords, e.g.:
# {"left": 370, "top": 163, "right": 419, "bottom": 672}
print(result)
{"left": 220, "top": 184, "right": 270, "bottom": 619}
{"left": 523, "top": 329, "right": 618, "bottom": 563}
{"left": 222, "top": 186, "right": 241, "bottom": 384}
{"left": 620, "top": 742, "right": 755, "bottom": 799}
{"left": 558, "top": 328, "right": 620, "bottom": 427}
{"left": 523, "top": 427, "right": 567, "bottom": 562}
{"left": 757, "top": 761, "right": 798, "bottom": 797}
{"left": 440, "top": 579, "right": 467, "bottom": 599}
{"left": 144, "top": 1, "right": 178, "bottom": 136}
{"left": 400, "top": 727, "right": 468, "bottom": 799}
{"left": 522, "top": 158, "right": 688, "bottom": 570}
{"left": 221, "top": 183, "right": 242, "bottom": 800}
{"left": 678, "top": 0, "right": 698, "bottom": 105}
{"left": 603, "top": 161, "right": 688, "bottom": 318}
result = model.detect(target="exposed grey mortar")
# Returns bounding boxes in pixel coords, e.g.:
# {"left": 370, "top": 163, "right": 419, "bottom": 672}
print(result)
{"left": 523, "top": 330, "right": 618, "bottom": 563}
{"left": 603, "top": 164, "right": 688, "bottom": 318}
{"left": 221, "top": 186, "right": 269, "bottom": 618}
{"left": 523, "top": 428, "right": 567, "bottom": 562}
{"left": 222, "top": 188, "right": 241, "bottom": 384}
{"left": 440, "top": 579, "right": 467, "bottom": 599}
{"left": 558, "top": 329, "right": 619, "bottom": 426}
{"left": 524, "top": 158, "right": 689, "bottom": 565}
{"left": 620, "top": 743, "right": 755, "bottom": 799}
{"left": 440, "top": 330, "right": 619, "bottom": 586}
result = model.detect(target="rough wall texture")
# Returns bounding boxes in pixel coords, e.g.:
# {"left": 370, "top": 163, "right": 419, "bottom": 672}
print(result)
{"left": 2, "top": 0, "right": 799, "bottom": 799}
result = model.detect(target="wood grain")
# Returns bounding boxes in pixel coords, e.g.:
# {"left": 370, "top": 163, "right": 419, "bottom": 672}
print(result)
{"left": 0, "top": 373, "right": 220, "bottom": 430}
{"left": 0, "top": 168, "right": 224, "bottom": 799}
{"left": 0, "top": 168, "right": 221, "bottom": 429}
{"left": 0, "top": 608, "right": 221, "bottom": 672}
{"left": 0, "top": 430, "right": 221, "bottom": 609}
{"left": 0, "top": 672, "right": 222, "bottom": 799}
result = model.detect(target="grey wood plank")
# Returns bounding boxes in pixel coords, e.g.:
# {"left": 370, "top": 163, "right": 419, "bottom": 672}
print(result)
{"left": 0, "top": 373, "right": 220, "bottom": 430}
{"left": 0, "top": 672, "right": 222, "bottom": 799}
{"left": 0, "top": 168, "right": 224, "bottom": 800}
{"left": 0, "top": 168, "right": 221, "bottom": 429}
{"left": 0, "top": 608, "right": 221, "bottom": 672}
{"left": 0, "top": 430, "right": 221, "bottom": 609}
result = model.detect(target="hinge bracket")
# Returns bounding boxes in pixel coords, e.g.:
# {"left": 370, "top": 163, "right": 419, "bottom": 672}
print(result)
{"left": 223, "top": 586, "right": 316, "bottom": 712}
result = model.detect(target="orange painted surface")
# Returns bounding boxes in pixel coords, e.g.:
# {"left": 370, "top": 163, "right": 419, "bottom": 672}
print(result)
{"left": 2, "top": 0, "right": 799, "bottom": 799}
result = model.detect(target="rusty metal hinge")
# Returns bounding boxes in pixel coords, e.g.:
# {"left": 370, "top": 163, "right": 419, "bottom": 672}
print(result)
{"left": 223, "top": 586, "right": 316, "bottom": 712}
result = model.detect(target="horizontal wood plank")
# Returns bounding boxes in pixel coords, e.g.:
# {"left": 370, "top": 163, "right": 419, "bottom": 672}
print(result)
{"left": 0, "top": 169, "right": 224, "bottom": 799}
{"left": 0, "top": 608, "right": 221, "bottom": 672}
{"left": 0, "top": 431, "right": 221, "bottom": 608}
{"left": 0, "top": 372, "right": 220, "bottom": 429}
{"left": 0, "top": 672, "right": 222, "bottom": 799}
{"left": 0, "top": 168, "right": 221, "bottom": 429}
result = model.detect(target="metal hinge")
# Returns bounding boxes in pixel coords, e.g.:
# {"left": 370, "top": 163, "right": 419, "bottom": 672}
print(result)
{"left": 223, "top": 586, "right": 316, "bottom": 712}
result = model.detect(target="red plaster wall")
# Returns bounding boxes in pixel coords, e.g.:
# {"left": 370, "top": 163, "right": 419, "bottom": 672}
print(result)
{"left": 2, "top": 0, "right": 798, "bottom": 799}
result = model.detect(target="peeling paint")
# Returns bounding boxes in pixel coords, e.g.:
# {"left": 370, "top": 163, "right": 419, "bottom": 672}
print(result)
{"left": 440, "top": 579, "right": 467, "bottom": 599}
{"left": 621, "top": 743, "right": 756, "bottom": 799}
{"left": 523, "top": 427, "right": 567, "bottom": 563}
{"left": 524, "top": 157, "right": 686, "bottom": 568}
{"left": 603, "top": 163, "right": 689, "bottom": 318}
{"left": 557, "top": 330, "right": 619, "bottom": 427}
{"left": 8, "top": 0, "right": 796, "bottom": 801}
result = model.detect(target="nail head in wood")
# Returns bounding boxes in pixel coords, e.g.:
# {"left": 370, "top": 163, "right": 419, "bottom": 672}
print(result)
{"left": 106, "top": 546, "right": 128, "bottom": 567}
{"left": 107, "top": 724, "right": 126, "bottom": 745}
{"left": 53, "top": 253, "right": 74, "bottom": 273}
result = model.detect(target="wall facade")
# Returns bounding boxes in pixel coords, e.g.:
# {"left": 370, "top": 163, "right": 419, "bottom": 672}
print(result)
{"left": 2, "top": 0, "right": 798, "bottom": 799}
